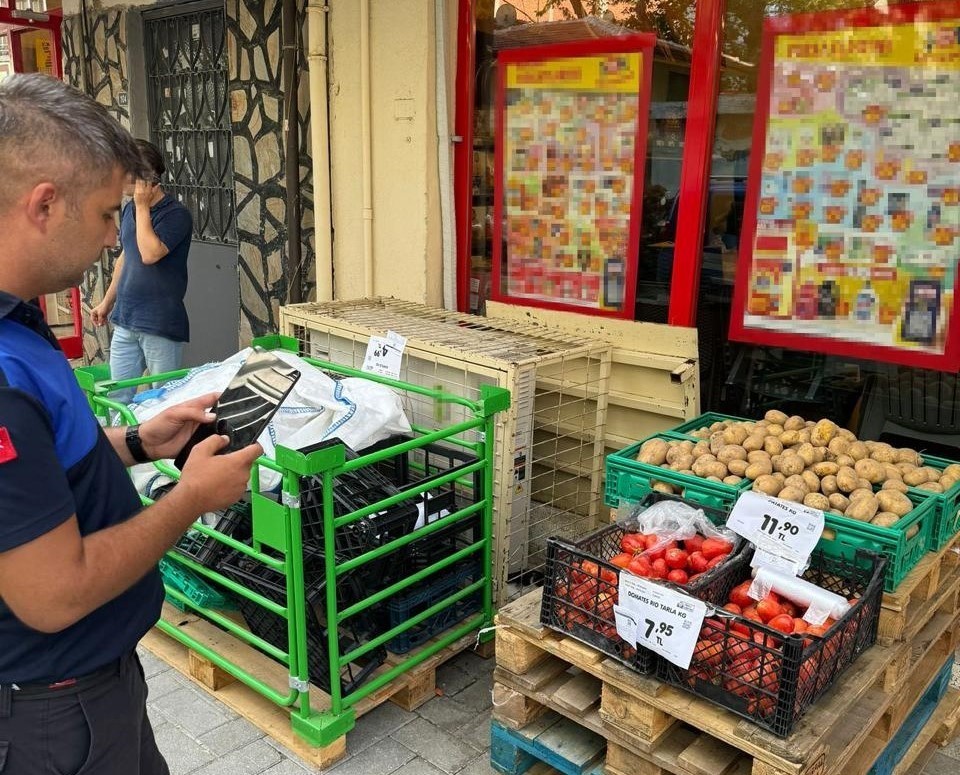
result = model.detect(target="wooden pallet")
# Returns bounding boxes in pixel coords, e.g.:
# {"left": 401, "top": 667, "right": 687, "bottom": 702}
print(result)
{"left": 491, "top": 714, "right": 605, "bottom": 775}
{"left": 493, "top": 588, "right": 960, "bottom": 775}
{"left": 878, "top": 533, "right": 960, "bottom": 645}
{"left": 142, "top": 602, "right": 491, "bottom": 768}
{"left": 900, "top": 687, "right": 960, "bottom": 775}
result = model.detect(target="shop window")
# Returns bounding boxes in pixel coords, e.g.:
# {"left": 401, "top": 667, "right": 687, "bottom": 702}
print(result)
{"left": 701, "top": 0, "right": 960, "bottom": 457}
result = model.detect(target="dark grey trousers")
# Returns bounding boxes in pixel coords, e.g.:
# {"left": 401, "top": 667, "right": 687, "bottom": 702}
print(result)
{"left": 0, "top": 652, "right": 169, "bottom": 775}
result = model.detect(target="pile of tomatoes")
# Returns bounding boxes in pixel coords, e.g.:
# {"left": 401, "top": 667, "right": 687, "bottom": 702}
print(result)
{"left": 608, "top": 531, "right": 735, "bottom": 586}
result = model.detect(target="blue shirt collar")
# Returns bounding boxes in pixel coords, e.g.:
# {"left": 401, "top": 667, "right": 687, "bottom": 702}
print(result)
{"left": 0, "top": 290, "right": 61, "bottom": 350}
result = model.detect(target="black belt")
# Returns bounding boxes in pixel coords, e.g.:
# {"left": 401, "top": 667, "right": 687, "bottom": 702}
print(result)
{"left": 3, "top": 658, "right": 122, "bottom": 700}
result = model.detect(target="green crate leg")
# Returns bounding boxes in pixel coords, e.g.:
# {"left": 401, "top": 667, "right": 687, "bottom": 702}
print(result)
{"left": 290, "top": 705, "right": 355, "bottom": 749}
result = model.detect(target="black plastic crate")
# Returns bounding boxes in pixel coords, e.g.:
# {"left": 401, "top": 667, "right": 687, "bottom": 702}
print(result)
{"left": 656, "top": 549, "right": 886, "bottom": 738}
{"left": 385, "top": 560, "right": 483, "bottom": 654}
{"left": 539, "top": 492, "right": 743, "bottom": 674}
{"left": 174, "top": 499, "right": 253, "bottom": 570}
{"left": 217, "top": 549, "right": 385, "bottom": 695}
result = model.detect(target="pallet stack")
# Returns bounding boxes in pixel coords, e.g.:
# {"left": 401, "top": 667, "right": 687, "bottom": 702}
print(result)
{"left": 489, "top": 534, "right": 960, "bottom": 775}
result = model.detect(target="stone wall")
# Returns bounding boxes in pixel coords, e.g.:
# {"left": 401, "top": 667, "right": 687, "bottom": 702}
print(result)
{"left": 62, "top": 0, "right": 315, "bottom": 360}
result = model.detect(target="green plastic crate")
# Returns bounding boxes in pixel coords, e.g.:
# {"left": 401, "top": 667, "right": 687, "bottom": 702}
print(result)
{"left": 911, "top": 455, "right": 960, "bottom": 551}
{"left": 669, "top": 412, "right": 754, "bottom": 439}
{"left": 604, "top": 434, "right": 753, "bottom": 510}
{"left": 159, "top": 557, "right": 235, "bottom": 611}
{"left": 818, "top": 489, "right": 936, "bottom": 592}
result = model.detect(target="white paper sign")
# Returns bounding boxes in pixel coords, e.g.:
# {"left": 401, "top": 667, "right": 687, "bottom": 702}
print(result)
{"left": 361, "top": 331, "right": 406, "bottom": 379}
{"left": 618, "top": 573, "right": 706, "bottom": 669}
{"left": 613, "top": 605, "right": 638, "bottom": 646}
{"left": 727, "top": 492, "right": 823, "bottom": 571}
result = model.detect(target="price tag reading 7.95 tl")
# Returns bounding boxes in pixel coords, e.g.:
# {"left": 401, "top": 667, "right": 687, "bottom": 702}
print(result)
{"left": 617, "top": 572, "right": 707, "bottom": 669}
{"left": 726, "top": 492, "right": 824, "bottom": 568}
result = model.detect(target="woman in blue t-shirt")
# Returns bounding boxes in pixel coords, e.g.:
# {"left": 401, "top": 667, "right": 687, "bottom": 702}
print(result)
{"left": 92, "top": 139, "right": 193, "bottom": 404}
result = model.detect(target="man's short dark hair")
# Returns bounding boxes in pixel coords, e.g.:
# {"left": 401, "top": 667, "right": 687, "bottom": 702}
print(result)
{"left": 0, "top": 73, "right": 144, "bottom": 209}
{"left": 136, "top": 139, "right": 166, "bottom": 182}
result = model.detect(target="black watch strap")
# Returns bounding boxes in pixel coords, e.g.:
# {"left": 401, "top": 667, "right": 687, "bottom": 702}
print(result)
{"left": 125, "top": 425, "right": 151, "bottom": 464}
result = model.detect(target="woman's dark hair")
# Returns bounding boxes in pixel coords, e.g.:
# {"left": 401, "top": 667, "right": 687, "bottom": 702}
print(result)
{"left": 136, "top": 139, "right": 166, "bottom": 182}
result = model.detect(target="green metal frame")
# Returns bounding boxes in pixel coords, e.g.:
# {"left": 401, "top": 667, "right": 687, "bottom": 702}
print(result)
{"left": 75, "top": 335, "right": 509, "bottom": 748}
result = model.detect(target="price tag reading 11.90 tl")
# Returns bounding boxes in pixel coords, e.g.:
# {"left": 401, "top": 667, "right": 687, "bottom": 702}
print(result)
{"left": 617, "top": 573, "right": 707, "bottom": 669}
{"left": 726, "top": 492, "right": 824, "bottom": 571}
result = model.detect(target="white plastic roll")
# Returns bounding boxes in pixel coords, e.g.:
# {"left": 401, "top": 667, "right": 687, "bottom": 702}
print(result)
{"left": 750, "top": 565, "right": 851, "bottom": 624}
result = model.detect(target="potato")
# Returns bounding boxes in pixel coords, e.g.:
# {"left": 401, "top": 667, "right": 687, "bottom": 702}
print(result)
{"left": 918, "top": 482, "right": 945, "bottom": 493}
{"left": 821, "top": 475, "right": 839, "bottom": 496}
{"left": 766, "top": 424, "right": 785, "bottom": 437}
{"left": 669, "top": 454, "right": 695, "bottom": 471}
{"left": 692, "top": 441, "right": 711, "bottom": 458}
{"left": 743, "top": 434, "right": 766, "bottom": 452}
{"left": 693, "top": 459, "right": 728, "bottom": 479}
{"left": 882, "top": 479, "right": 909, "bottom": 493}
{"left": 798, "top": 429, "right": 813, "bottom": 445}
{"left": 718, "top": 445, "right": 748, "bottom": 464}
{"left": 764, "top": 437, "right": 785, "bottom": 456}
{"left": 804, "top": 492, "right": 830, "bottom": 510}
{"left": 801, "top": 470, "right": 821, "bottom": 494}
{"left": 905, "top": 525, "right": 920, "bottom": 540}
{"left": 772, "top": 472, "right": 787, "bottom": 486}
{"left": 828, "top": 437, "right": 851, "bottom": 457}
{"left": 869, "top": 443, "right": 898, "bottom": 464}
{"left": 857, "top": 479, "right": 873, "bottom": 491}
{"left": 828, "top": 493, "right": 850, "bottom": 512}
{"left": 921, "top": 467, "right": 941, "bottom": 482}
{"left": 651, "top": 481, "right": 676, "bottom": 495}
{"left": 765, "top": 409, "right": 788, "bottom": 425}
{"left": 850, "top": 488, "right": 875, "bottom": 502}
{"left": 896, "top": 461, "right": 918, "bottom": 474}
{"left": 847, "top": 441, "right": 869, "bottom": 461}
{"left": 904, "top": 468, "right": 930, "bottom": 487}
{"left": 777, "top": 486, "right": 806, "bottom": 503}
{"left": 723, "top": 475, "right": 742, "bottom": 485}
{"left": 784, "top": 415, "right": 806, "bottom": 431}
{"left": 897, "top": 448, "right": 922, "bottom": 466}
{"left": 747, "top": 450, "right": 771, "bottom": 465}
{"left": 706, "top": 476, "right": 724, "bottom": 483}
{"left": 746, "top": 460, "right": 774, "bottom": 480}
{"left": 944, "top": 463, "right": 960, "bottom": 479}
{"left": 837, "top": 466, "right": 859, "bottom": 493}
{"left": 779, "top": 430, "right": 801, "bottom": 447}
{"left": 871, "top": 513, "right": 900, "bottom": 528}
{"left": 783, "top": 474, "right": 809, "bottom": 494}
{"left": 795, "top": 442, "right": 816, "bottom": 467}
{"left": 709, "top": 432, "right": 726, "bottom": 455}
{"left": 777, "top": 454, "right": 806, "bottom": 477}
{"left": 835, "top": 455, "right": 855, "bottom": 468}
{"left": 822, "top": 527, "right": 837, "bottom": 540}
{"left": 883, "top": 464, "right": 903, "bottom": 481}
{"left": 665, "top": 442, "right": 693, "bottom": 464}
{"left": 727, "top": 459, "right": 749, "bottom": 477}
{"left": 940, "top": 475, "right": 959, "bottom": 491}
{"left": 638, "top": 438, "right": 670, "bottom": 465}
{"left": 854, "top": 458, "right": 885, "bottom": 484}
{"left": 811, "top": 419, "right": 838, "bottom": 447}
{"left": 812, "top": 461, "right": 839, "bottom": 478}
{"left": 877, "top": 490, "right": 913, "bottom": 517}
{"left": 723, "top": 425, "right": 750, "bottom": 446}
{"left": 845, "top": 495, "right": 879, "bottom": 522}
{"left": 753, "top": 474, "right": 782, "bottom": 496}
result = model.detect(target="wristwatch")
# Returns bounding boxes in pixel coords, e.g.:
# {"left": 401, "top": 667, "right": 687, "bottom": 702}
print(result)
{"left": 125, "top": 425, "right": 151, "bottom": 464}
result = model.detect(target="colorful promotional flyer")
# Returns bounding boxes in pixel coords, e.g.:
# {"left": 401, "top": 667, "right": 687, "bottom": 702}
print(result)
{"left": 492, "top": 36, "right": 655, "bottom": 318}
{"left": 730, "top": 2, "right": 960, "bottom": 370}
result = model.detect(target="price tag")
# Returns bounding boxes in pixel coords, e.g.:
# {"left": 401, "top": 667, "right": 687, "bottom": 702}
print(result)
{"left": 727, "top": 492, "right": 823, "bottom": 571}
{"left": 613, "top": 605, "right": 638, "bottom": 646}
{"left": 618, "top": 573, "right": 706, "bottom": 669}
{"left": 361, "top": 330, "right": 406, "bottom": 379}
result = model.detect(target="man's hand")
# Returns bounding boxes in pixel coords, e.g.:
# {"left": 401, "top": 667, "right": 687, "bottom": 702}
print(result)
{"left": 174, "top": 434, "right": 264, "bottom": 515}
{"left": 138, "top": 392, "right": 219, "bottom": 461}
{"left": 91, "top": 299, "right": 112, "bottom": 326}
{"left": 133, "top": 179, "right": 158, "bottom": 209}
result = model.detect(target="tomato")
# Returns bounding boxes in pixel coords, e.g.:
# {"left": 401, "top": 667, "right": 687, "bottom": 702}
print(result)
{"left": 768, "top": 614, "right": 796, "bottom": 634}
{"left": 742, "top": 605, "right": 761, "bottom": 623}
{"left": 706, "top": 554, "right": 727, "bottom": 570}
{"left": 684, "top": 534, "right": 705, "bottom": 554}
{"left": 729, "top": 583, "right": 755, "bottom": 609}
{"left": 665, "top": 548, "right": 689, "bottom": 570}
{"left": 701, "top": 537, "right": 734, "bottom": 559}
{"left": 628, "top": 556, "right": 651, "bottom": 577}
{"left": 621, "top": 533, "right": 646, "bottom": 554}
{"left": 688, "top": 551, "right": 709, "bottom": 574}
{"left": 779, "top": 601, "right": 798, "bottom": 618}
{"left": 572, "top": 560, "right": 599, "bottom": 584}
{"left": 667, "top": 569, "right": 689, "bottom": 585}
{"left": 696, "top": 638, "right": 725, "bottom": 666}
{"left": 756, "top": 598, "right": 782, "bottom": 624}
{"left": 723, "top": 603, "right": 742, "bottom": 615}
{"left": 609, "top": 553, "right": 633, "bottom": 569}
{"left": 595, "top": 591, "right": 615, "bottom": 618}
{"left": 792, "top": 618, "right": 809, "bottom": 634}
{"left": 599, "top": 567, "right": 618, "bottom": 585}
{"left": 731, "top": 619, "right": 752, "bottom": 637}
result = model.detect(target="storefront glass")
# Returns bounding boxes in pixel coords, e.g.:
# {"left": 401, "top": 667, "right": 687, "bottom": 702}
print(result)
{"left": 700, "top": 0, "right": 960, "bottom": 457}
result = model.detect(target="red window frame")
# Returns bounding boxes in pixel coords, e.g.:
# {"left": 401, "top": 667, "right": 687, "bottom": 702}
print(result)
{"left": 453, "top": 0, "right": 727, "bottom": 328}
{"left": 0, "top": 7, "right": 64, "bottom": 79}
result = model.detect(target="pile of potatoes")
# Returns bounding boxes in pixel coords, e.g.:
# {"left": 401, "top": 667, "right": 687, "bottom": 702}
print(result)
{"left": 637, "top": 410, "right": 960, "bottom": 535}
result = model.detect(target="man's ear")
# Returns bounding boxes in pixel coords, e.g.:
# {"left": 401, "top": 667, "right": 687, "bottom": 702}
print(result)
{"left": 24, "top": 182, "right": 59, "bottom": 231}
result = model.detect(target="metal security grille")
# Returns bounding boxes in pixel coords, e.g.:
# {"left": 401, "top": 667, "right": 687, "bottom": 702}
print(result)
{"left": 144, "top": 1, "right": 235, "bottom": 243}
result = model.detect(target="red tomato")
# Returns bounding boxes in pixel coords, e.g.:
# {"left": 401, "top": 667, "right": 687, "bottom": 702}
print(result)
{"left": 756, "top": 598, "right": 782, "bottom": 624}
{"left": 688, "top": 551, "right": 709, "bottom": 574}
{"left": 628, "top": 557, "right": 651, "bottom": 577}
{"left": 729, "top": 583, "right": 755, "bottom": 609}
{"left": 792, "top": 618, "right": 809, "bottom": 634}
{"left": 768, "top": 614, "right": 796, "bottom": 634}
{"left": 599, "top": 567, "right": 617, "bottom": 585}
{"left": 609, "top": 553, "right": 633, "bottom": 569}
{"left": 780, "top": 601, "right": 798, "bottom": 618}
{"left": 684, "top": 534, "right": 705, "bottom": 554}
{"left": 696, "top": 638, "right": 725, "bottom": 666}
{"left": 706, "top": 554, "right": 727, "bottom": 570}
{"left": 723, "top": 603, "right": 742, "bottom": 615}
{"left": 667, "top": 569, "right": 689, "bottom": 585}
{"left": 620, "top": 533, "right": 646, "bottom": 554}
{"left": 665, "top": 548, "right": 689, "bottom": 570}
{"left": 742, "top": 605, "right": 761, "bottom": 622}
{"left": 731, "top": 619, "right": 752, "bottom": 637}
{"left": 651, "top": 558, "right": 669, "bottom": 579}
{"left": 701, "top": 537, "right": 734, "bottom": 559}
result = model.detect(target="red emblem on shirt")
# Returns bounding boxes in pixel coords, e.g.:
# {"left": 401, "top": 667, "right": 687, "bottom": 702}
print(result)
{"left": 0, "top": 427, "right": 17, "bottom": 464}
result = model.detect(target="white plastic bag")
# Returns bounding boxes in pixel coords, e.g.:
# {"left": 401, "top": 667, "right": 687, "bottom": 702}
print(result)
{"left": 617, "top": 497, "right": 740, "bottom": 553}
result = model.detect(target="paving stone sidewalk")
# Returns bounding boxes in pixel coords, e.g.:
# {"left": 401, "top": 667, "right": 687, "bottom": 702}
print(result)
{"left": 140, "top": 645, "right": 498, "bottom": 775}
{"left": 142, "top": 645, "right": 960, "bottom": 775}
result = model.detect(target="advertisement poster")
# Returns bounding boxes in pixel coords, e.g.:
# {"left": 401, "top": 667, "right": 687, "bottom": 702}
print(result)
{"left": 730, "top": 2, "right": 960, "bottom": 370}
{"left": 492, "top": 36, "right": 655, "bottom": 319}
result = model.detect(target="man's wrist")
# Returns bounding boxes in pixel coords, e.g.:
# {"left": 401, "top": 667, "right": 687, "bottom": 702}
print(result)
{"left": 125, "top": 425, "right": 152, "bottom": 464}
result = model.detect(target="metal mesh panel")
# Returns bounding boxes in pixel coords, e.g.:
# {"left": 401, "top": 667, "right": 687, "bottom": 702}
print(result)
{"left": 279, "top": 298, "right": 613, "bottom": 605}
{"left": 144, "top": 3, "right": 235, "bottom": 243}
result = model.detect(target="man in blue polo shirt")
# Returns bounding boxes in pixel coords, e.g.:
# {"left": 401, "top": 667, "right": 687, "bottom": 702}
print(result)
{"left": 92, "top": 140, "right": 193, "bottom": 404}
{"left": 0, "top": 75, "right": 262, "bottom": 774}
